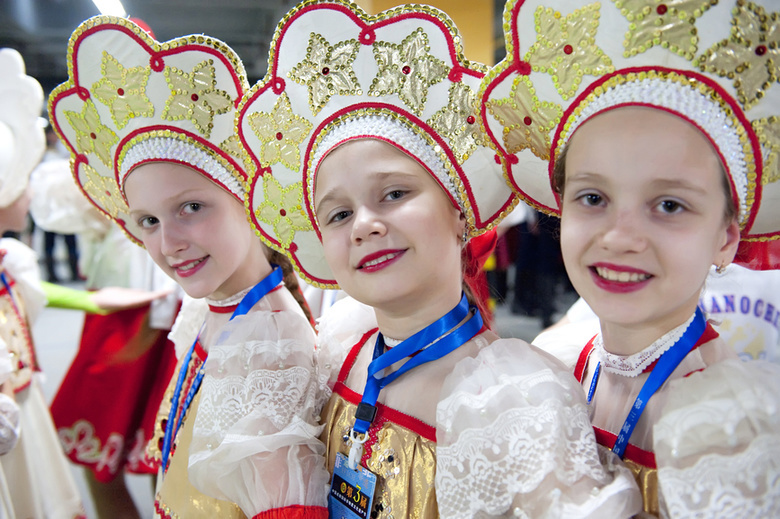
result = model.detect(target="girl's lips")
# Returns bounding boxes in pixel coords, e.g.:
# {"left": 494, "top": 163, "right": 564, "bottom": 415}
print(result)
{"left": 172, "top": 257, "right": 208, "bottom": 278}
{"left": 357, "top": 249, "right": 405, "bottom": 273}
{"left": 589, "top": 264, "right": 652, "bottom": 294}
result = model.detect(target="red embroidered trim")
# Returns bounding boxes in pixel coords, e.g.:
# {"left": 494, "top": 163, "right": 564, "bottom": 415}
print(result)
{"left": 575, "top": 336, "right": 597, "bottom": 382}
{"left": 252, "top": 505, "right": 329, "bottom": 519}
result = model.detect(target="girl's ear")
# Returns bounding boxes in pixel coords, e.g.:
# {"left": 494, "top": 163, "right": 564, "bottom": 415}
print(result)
{"left": 716, "top": 217, "right": 741, "bottom": 267}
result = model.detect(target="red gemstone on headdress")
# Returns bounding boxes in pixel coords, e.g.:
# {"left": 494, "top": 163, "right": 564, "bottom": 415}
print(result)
{"left": 656, "top": 4, "right": 668, "bottom": 14}
{"left": 523, "top": 116, "right": 532, "bottom": 126}
{"left": 402, "top": 65, "right": 411, "bottom": 75}
{"left": 105, "top": 190, "right": 111, "bottom": 197}
{"left": 466, "top": 115, "right": 475, "bottom": 124}
{"left": 276, "top": 132, "right": 283, "bottom": 140}
{"left": 322, "top": 67, "right": 330, "bottom": 75}
{"left": 191, "top": 94, "right": 199, "bottom": 102}
{"left": 280, "top": 209, "right": 287, "bottom": 217}
{"left": 90, "top": 132, "right": 97, "bottom": 139}
{"left": 563, "top": 45, "right": 573, "bottom": 55}
{"left": 117, "top": 88, "right": 125, "bottom": 96}
{"left": 756, "top": 45, "right": 767, "bottom": 56}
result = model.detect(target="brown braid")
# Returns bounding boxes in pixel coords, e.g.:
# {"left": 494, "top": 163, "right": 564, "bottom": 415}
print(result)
{"left": 264, "top": 247, "right": 314, "bottom": 326}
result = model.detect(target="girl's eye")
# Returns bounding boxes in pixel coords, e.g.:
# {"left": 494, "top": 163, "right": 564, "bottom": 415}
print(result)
{"left": 138, "top": 216, "right": 159, "bottom": 229}
{"left": 658, "top": 200, "right": 683, "bottom": 214}
{"left": 385, "top": 190, "right": 406, "bottom": 201}
{"left": 329, "top": 210, "right": 352, "bottom": 223}
{"left": 576, "top": 192, "right": 603, "bottom": 207}
{"left": 183, "top": 202, "right": 201, "bottom": 214}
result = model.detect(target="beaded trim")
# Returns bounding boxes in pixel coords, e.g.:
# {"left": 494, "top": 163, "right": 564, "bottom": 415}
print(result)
{"left": 205, "top": 285, "right": 253, "bottom": 308}
{"left": 556, "top": 70, "right": 752, "bottom": 227}
{"left": 595, "top": 311, "right": 696, "bottom": 378}
{"left": 309, "top": 114, "right": 460, "bottom": 218}
{"left": 119, "top": 136, "right": 244, "bottom": 199}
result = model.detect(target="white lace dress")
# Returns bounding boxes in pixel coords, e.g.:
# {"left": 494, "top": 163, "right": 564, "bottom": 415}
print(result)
{"left": 179, "top": 287, "right": 329, "bottom": 518}
{"left": 315, "top": 297, "right": 642, "bottom": 518}
{"left": 575, "top": 316, "right": 780, "bottom": 517}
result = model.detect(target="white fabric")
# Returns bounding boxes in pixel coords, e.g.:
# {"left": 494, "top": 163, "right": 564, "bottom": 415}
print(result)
{"left": 0, "top": 393, "right": 20, "bottom": 456}
{"left": 168, "top": 294, "right": 208, "bottom": 359}
{"left": 1, "top": 379, "right": 84, "bottom": 518}
{"left": 435, "top": 339, "right": 641, "bottom": 518}
{"left": 654, "top": 358, "right": 780, "bottom": 517}
{"left": 0, "top": 238, "right": 45, "bottom": 324}
{"left": 28, "top": 157, "right": 108, "bottom": 237}
{"left": 188, "top": 306, "right": 329, "bottom": 516}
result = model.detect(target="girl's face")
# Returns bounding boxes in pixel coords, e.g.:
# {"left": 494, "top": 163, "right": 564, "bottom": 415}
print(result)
{"left": 125, "top": 163, "right": 264, "bottom": 300}
{"left": 560, "top": 107, "right": 740, "bottom": 334}
{"left": 314, "top": 139, "right": 465, "bottom": 314}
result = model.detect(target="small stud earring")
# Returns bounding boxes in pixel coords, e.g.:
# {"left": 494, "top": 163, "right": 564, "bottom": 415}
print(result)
{"left": 462, "top": 229, "right": 468, "bottom": 243}
{"left": 715, "top": 262, "right": 727, "bottom": 274}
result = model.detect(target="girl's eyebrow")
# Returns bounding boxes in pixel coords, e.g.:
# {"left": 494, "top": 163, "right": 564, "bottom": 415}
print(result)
{"left": 650, "top": 178, "right": 708, "bottom": 195}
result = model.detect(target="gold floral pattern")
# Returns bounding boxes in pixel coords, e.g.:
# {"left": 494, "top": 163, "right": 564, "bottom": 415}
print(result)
{"left": 695, "top": 1, "right": 779, "bottom": 110}
{"left": 754, "top": 116, "right": 780, "bottom": 185}
{"left": 91, "top": 52, "right": 154, "bottom": 128}
{"left": 248, "top": 93, "right": 312, "bottom": 170}
{"left": 219, "top": 134, "right": 251, "bottom": 173}
{"left": 428, "top": 82, "right": 482, "bottom": 163}
{"left": 613, "top": 0, "right": 715, "bottom": 59}
{"left": 369, "top": 28, "right": 450, "bottom": 115}
{"left": 525, "top": 3, "right": 614, "bottom": 100}
{"left": 162, "top": 59, "right": 233, "bottom": 138}
{"left": 81, "top": 162, "right": 129, "bottom": 219}
{"left": 486, "top": 74, "right": 563, "bottom": 160}
{"left": 65, "top": 100, "right": 119, "bottom": 167}
{"left": 288, "top": 33, "right": 361, "bottom": 115}
{"left": 254, "top": 174, "right": 311, "bottom": 249}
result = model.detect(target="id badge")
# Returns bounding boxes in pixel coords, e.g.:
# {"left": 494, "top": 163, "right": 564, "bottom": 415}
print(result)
{"left": 329, "top": 452, "right": 377, "bottom": 519}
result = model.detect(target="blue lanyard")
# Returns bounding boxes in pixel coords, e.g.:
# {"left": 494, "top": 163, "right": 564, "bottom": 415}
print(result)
{"left": 352, "top": 293, "right": 483, "bottom": 435}
{"left": 0, "top": 272, "right": 18, "bottom": 313}
{"left": 161, "top": 265, "right": 284, "bottom": 471}
{"left": 587, "top": 307, "right": 707, "bottom": 458}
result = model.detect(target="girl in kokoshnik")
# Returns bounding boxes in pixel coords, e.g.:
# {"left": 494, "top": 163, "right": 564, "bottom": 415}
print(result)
{"left": 0, "top": 47, "right": 172, "bottom": 519}
{"left": 49, "top": 17, "right": 329, "bottom": 519}
{"left": 237, "top": 1, "right": 641, "bottom": 517}
{"left": 479, "top": 0, "right": 780, "bottom": 516}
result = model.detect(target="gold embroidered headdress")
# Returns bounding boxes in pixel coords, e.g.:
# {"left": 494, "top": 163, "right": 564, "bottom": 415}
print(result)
{"left": 48, "top": 16, "right": 249, "bottom": 244}
{"left": 239, "top": 0, "right": 518, "bottom": 288}
{"left": 480, "top": 0, "right": 780, "bottom": 269}
{"left": 0, "top": 48, "right": 45, "bottom": 208}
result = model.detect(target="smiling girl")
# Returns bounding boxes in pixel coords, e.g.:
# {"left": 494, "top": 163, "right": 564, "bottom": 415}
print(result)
{"left": 480, "top": 0, "right": 780, "bottom": 515}
{"left": 49, "top": 17, "right": 328, "bottom": 519}
{"left": 238, "top": 1, "right": 640, "bottom": 517}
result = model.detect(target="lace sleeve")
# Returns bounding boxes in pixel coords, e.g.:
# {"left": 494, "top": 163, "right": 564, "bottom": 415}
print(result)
{"left": 654, "top": 358, "right": 780, "bottom": 518}
{"left": 436, "top": 339, "right": 641, "bottom": 518}
{"left": 188, "top": 309, "right": 329, "bottom": 517}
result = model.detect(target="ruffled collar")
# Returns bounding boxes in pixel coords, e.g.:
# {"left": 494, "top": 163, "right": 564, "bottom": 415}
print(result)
{"left": 205, "top": 285, "right": 253, "bottom": 313}
{"left": 595, "top": 312, "right": 696, "bottom": 377}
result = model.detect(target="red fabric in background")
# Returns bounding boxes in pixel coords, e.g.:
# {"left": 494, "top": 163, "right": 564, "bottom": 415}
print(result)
{"left": 50, "top": 303, "right": 177, "bottom": 482}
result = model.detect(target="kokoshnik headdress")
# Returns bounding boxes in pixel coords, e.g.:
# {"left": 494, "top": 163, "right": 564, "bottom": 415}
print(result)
{"left": 238, "top": 0, "right": 518, "bottom": 288}
{"left": 480, "top": 0, "right": 780, "bottom": 270}
{"left": 0, "top": 48, "right": 45, "bottom": 208}
{"left": 48, "top": 16, "right": 249, "bottom": 244}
